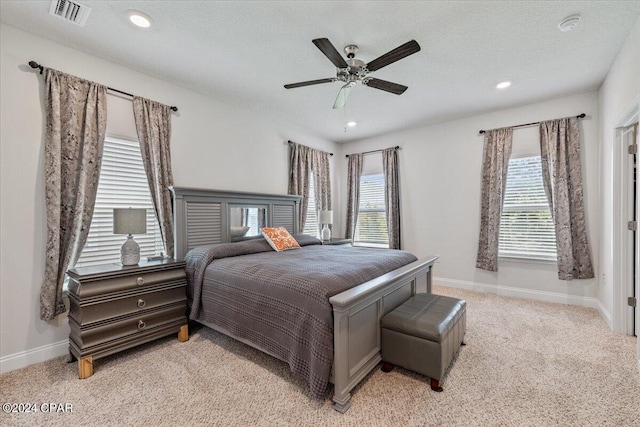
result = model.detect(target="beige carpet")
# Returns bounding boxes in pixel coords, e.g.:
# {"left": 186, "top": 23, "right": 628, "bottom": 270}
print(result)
{"left": 1, "top": 286, "right": 638, "bottom": 426}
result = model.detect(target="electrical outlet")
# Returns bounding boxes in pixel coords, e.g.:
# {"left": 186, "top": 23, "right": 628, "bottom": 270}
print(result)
{"left": 602, "top": 273, "right": 606, "bottom": 285}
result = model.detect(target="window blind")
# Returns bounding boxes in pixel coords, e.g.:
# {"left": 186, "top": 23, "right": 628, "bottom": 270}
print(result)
{"left": 499, "top": 156, "right": 557, "bottom": 260}
{"left": 302, "top": 175, "right": 320, "bottom": 237}
{"left": 355, "top": 174, "right": 389, "bottom": 246}
{"left": 74, "top": 137, "right": 164, "bottom": 268}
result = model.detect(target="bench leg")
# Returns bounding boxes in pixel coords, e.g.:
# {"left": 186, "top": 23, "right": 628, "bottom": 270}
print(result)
{"left": 430, "top": 378, "right": 443, "bottom": 392}
{"left": 381, "top": 362, "right": 394, "bottom": 373}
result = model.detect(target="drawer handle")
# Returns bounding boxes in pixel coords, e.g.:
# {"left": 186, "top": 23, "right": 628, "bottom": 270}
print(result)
{"left": 136, "top": 277, "right": 144, "bottom": 286}
{"left": 137, "top": 299, "right": 146, "bottom": 308}
{"left": 138, "top": 320, "right": 146, "bottom": 330}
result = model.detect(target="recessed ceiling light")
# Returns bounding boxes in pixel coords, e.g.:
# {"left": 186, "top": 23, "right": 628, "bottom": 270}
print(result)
{"left": 558, "top": 14, "right": 581, "bottom": 32}
{"left": 496, "top": 81, "right": 512, "bottom": 89}
{"left": 347, "top": 121, "right": 357, "bottom": 127}
{"left": 127, "top": 10, "right": 152, "bottom": 28}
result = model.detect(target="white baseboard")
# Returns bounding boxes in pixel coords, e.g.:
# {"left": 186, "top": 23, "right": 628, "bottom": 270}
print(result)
{"left": 434, "top": 277, "right": 601, "bottom": 310}
{"left": 0, "top": 340, "right": 68, "bottom": 374}
{"left": 595, "top": 299, "right": 613, "bottom": 330}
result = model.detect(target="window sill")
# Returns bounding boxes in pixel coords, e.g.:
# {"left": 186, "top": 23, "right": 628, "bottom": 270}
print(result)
{"left": 353, "top": 242, "right": 389, "bottom": 249}
{"left": 498, "top": 255, "right": 557, "bottom": 265}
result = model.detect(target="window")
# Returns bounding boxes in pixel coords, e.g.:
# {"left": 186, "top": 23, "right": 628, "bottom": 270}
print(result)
{"left": 245, "top": 209, "right": 260, "bottom": 236}
{"left": 499, "top": 156, "right": 557, "bottom": 260}
{"left": 74, "top": 136, "right": 164, "bottom": 268}
{"left": 354, "top": 173, "right": 389, "bottom": 247}
{"left": 302, "top": 175, "right": 320, "bottom": 237}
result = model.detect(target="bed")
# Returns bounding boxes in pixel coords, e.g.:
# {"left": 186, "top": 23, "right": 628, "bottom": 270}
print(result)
{"left": 171, "top": 187, "right": 437, "bottom": 412}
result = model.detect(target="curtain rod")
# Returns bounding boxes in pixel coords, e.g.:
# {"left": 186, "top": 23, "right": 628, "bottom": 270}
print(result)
{"left": 478, "top": 113, "right": 585, "bottom": 135}
{"left": 345, "top": 146, "right": 400, "bottom": 158}
{"left": 287, "top": 140, "right": 333, "bottom": 156}
{"left": 28, "top": 61, "right": 179, "bottom": 112}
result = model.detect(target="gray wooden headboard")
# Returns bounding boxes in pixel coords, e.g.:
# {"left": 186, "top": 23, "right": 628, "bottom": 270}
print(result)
{"left": 170, "top": 187, "right": 301, "bottom": 260}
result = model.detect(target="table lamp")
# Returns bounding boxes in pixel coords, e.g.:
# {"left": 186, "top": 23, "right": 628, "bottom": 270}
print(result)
{"left": 319, "top": 210, "right": 333, "bottom": 241}
{"left": 113, "top": 208, "right": 146, "bottom": 266}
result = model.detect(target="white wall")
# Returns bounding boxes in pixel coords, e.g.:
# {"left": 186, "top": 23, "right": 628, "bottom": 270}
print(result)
{"left": 338, "top": 91, "right": 600, "bottom": 307}
{"left": 0, "top": 24, "right": 340, "bottom": 371}
{"left": 598, "top": 17, "right": 640, "bottom": 333}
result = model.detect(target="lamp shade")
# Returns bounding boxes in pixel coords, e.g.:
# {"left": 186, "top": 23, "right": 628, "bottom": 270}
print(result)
{"left": 113, "top": 208, "right": 147, "bottom": 235}
{"left": 319, "top": 210, "right": 333, "bottom": 225}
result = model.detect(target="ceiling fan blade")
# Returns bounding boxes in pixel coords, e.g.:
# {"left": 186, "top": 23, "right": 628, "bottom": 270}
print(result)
{"left": 284, "top": 78, "right": 336, "bottom": 89}
{"left": 333, "top": 84, "right": 353, "bottom": 109}
{"left": 312, "top": 38, "right": 349, "bottom": 69}
{"left": 365, "top": 40, "right": 421, "bottom": 72}
{"left": 364, "top": 78, "right": 408, "bottom": 95}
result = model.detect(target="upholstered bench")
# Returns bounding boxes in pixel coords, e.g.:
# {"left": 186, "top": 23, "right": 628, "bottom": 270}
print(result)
{"left": 380, "top": 293, "right": 466, "bottom": 391}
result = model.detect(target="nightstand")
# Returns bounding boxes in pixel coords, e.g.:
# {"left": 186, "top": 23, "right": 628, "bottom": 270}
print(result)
{"left": 66, "top": 259, "right": 188, "bottom": 379}
{"left": 322, "top": 238, "right": 352, "bottom": 245}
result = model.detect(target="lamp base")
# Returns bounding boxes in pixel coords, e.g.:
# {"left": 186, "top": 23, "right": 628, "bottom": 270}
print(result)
{"left": 121, "top": 234, "right": 140, "bottom": 266}
{"left": 321, "top": 224, "right": 332, "bottom": 241}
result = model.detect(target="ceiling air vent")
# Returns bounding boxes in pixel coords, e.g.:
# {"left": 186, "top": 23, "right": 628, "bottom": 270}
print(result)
{"left": 49, "top": 0, "right": 91, "bottom": 27}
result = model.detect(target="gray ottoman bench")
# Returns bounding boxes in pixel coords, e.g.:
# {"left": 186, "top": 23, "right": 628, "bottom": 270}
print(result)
{"left": 380, "top": 293, "right": 466, "bottom": 391}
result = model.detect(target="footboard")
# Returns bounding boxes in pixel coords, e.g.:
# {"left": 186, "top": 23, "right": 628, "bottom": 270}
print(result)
{"left": 328, "top": 256, "right": 438, "bottom": 413}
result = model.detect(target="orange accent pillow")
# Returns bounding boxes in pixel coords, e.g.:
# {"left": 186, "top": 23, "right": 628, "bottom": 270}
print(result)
{"left": 261, "top": 227, "right": 301, "bottom": 252}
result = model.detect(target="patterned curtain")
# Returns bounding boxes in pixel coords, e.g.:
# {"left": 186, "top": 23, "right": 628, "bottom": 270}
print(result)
{"left": 132, "top": 97, "right": 175, "bottom": 258}
{"left": 241, "top": 208, "right": 248, "bottom": 226}
{"left": 540, "top": 118, "right": 594, "bottom": 280}
{"left": 476, "top": 128, "right": 513, "bottom": 272}
{"left": 288, "top": 142, "right": 312, "bottom": 230}
{"left": 382, "top": 148, "right": 401, "bottom": 249}
{"left": 40, "top": 68, "right": 107, "bottom": 320}
{"left": 288, "top": 141, "right": 332, "bottom": 230}
{"left": 258, "top": 208, "right": 266, "bottom": 229}
{"left": 345, "top": 154, "right": 363, "bottom": 240}
{"left": 312, "top": 149, "right": 332, "bottom": 211}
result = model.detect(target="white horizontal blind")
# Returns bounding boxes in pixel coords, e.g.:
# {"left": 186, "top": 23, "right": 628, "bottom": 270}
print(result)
{"left": 499, "top": 156, "right": 557, "bottom": 260}
{"left": 74, "top": 137, "right": 164, "bottom": 268}
{"left": 245, "top": 209, "right": 260, "bottom": 237}
{"left": 355, "top": 174, "right": 389, "bottom": 246}
{"left": 302, "top": 175, "right": 320, "bottom": 237}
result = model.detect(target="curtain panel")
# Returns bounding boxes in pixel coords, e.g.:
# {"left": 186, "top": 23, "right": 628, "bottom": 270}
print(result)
{"left": 288, "top": 142, "right": 332, "bottom": 230}
{"left": 539, "top": 118, "right": 594, "bottom": 280}
{"left": 312, "top": 149, "right": 332, "bottom": 212}
{"left": 476, "top": 127, "right": 513, "bottom": 272}
{"left": 288, "top": 143, "right": 312, "bottom": 229}
{"left": 40, "top": 68, "right": 107, "bottom": 320}
{"left": 345, "top": 154, "right": 364, "bottom": 240}
{"left": 132, "top": 97, "right": 175, "bottom": 258}
{"left": 382, "top": 148, "right": 401, "bottom": 249}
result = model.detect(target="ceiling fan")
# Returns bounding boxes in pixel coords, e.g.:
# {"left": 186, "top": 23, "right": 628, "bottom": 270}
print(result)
{"left": 284, "top": 38, "right": 421, "bottom": 109}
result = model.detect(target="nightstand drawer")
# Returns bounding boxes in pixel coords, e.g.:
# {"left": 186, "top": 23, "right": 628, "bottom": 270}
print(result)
{"left": 69, "top": 284, "right": 186, "bottom": 326}
{"left": 69, "top": 303, "right": 187, "bottom": 350}
{"left": 69, "top": 268, "right": 186, "bottom": 298}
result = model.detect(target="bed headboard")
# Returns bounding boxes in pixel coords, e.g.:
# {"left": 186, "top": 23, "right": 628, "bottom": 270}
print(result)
{"left": 170, "top": 187, "right": 301, "bottom": 259}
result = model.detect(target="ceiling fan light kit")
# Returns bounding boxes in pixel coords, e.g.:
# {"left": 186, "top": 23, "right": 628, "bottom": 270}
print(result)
{"left": 284, "top": 38, "right": 421, "bottom": 109}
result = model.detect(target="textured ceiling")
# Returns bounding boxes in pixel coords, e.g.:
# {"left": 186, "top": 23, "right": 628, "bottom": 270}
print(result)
{"left": 1, "top": 1, "right": 639, "bottom": 143}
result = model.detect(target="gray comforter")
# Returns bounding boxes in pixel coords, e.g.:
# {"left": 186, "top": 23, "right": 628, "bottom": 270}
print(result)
{"left": 185, "top": 236, "right": 417, "bottom": 398}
